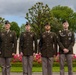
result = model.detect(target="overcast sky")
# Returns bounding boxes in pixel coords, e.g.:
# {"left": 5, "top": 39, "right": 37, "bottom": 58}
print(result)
{"left": 0, "top": 0, "right": 76, "bottom": 26}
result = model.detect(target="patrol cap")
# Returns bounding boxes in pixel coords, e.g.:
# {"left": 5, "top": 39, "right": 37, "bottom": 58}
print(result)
{"left": 5, "top": 20, "right": 10, "bottom": 24}
{"left": 62, "top": 20, "right": 68, "bottom": 24}
{"left": 44, "top": 23, "right": 50, "bottom": 26}
{"left": 25, "top": 22, "right": 30, "bottom": 26}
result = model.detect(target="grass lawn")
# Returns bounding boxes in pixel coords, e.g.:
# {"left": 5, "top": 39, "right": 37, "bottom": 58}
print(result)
{"left": 0, "top": 62, "right": 76, "bottom": 72}
{"left": 0, "top": 67, "right": 76, "bottom": 72}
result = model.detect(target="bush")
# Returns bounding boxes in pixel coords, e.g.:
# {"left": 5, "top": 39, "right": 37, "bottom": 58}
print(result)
{"left": 11, "top": 62, "right": 22, "bottom": 67}
{"left": 11, "top": 61, "right": 76, "bottom": 67}
{"left": 11, "top": 53, "right": 76, "bottom": 67}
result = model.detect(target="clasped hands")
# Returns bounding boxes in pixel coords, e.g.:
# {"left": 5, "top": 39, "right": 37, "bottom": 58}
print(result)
{"left": 63, "top": 48, "right": 69, "bottom": 53}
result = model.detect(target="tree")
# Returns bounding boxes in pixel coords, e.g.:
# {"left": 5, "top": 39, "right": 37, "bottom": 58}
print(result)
{"left": 0, "top": 17, "right": 5, "bottom": 31}
{"left": 25, "top": 2, "right": 76, "bottom": 37}
{"left": 20, "top": 24, "right": 25, "bottom": 33}
{"left": 10, "top": 22, "right": 20, "bottom": 38}
{"left": 51, "top": 5, "right": 76, "bottom": 32}
{"left": 25, "top": 2, "right": 56, "bottom": 38}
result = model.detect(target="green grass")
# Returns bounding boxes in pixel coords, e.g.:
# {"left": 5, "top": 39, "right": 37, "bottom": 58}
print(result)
{"left": 0, "top": 62, "right": 76, "bottom": 72}
{"left": 0, "top": 67, "right": 76, "bottom": 72}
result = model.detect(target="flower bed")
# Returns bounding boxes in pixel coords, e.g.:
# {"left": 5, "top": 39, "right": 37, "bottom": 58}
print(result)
{"left": 11, "top": 53, "right": 76, "bottom": 67}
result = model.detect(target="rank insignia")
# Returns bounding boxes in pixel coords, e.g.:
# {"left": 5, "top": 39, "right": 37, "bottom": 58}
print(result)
{"left": 10, "top": 34, "right": 12, "bottom": 37}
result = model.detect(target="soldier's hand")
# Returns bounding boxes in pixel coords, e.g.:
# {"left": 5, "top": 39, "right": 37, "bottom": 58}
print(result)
{"left": 54, "top": 55, "right": 56, "bottom": 58}
{"left": 38, "top": 52, "right": 41, "bottom": 55}
{"left": 33, "top": 53, "right": 36, "bottom": 56}
{"left": 0, "top": 51, "right": 1, "bottom": 54}
{"left": 63, "top": 48, "right": 69, "bottom": 53}
{"left": 20, "top": 52, "right": 23, "bottom": 56}
{"left": 12, "top": 53, "right": 15, "bottom": 56}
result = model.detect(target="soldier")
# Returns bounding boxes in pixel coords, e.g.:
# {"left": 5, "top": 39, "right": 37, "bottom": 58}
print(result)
{"left": 19, "top": 22, "right": 37, "bottom": 75}
{"left": 57, "top": 20, "right": 75, "bottom": 75}
{"left": 39, "top": 23, "right": 57, "bottom": 75}
{"left": 0, "top": 20, "right": 17, "bottom": 75}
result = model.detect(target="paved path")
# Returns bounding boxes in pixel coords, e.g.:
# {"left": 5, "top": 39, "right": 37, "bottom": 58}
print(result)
{"left": 0, "top": 72, "right": 76, "bottom": 75}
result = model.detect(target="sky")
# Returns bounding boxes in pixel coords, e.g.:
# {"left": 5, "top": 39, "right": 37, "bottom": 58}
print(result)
{"left": 0, "top": 0, "right": 76, "bottom": 27}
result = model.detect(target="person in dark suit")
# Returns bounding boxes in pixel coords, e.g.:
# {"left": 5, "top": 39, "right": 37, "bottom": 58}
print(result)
{"left": 0, "top": 20, "right": 17, "bottom": 75}
{"left": 57, "top": 20, "right": 75, "bottom": 75}
{"left": 19, "top": 22, "right": 37, "bottom": 75}
{"left": 39, "top": 23, "right": 57, "bottom": 75}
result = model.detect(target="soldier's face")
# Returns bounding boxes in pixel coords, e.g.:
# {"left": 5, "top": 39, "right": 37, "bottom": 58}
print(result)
{"left": 25, "top": 25, "right": 31, "bottom": 31}
{"left": 45, "top": 25, "right": 51, "bottom": 31}
{"left": 63, "top": 22, "right": 69, "bottom": 29}
{"left": 5, "top": 24, "right": 11, "bottom": 30}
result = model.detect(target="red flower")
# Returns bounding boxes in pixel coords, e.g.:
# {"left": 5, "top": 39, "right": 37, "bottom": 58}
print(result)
{"left": 35, "top": 54, "right": 41, "bottom": 60}
{"left": 33, "top": 53, "right": 41, "bottom": 63}
{"left": 73, "top": 54, "right": 76, "bottom": 59}
{"left": 18, "top": 54, "right": 22, "bottom": 62}
{"left": 12, "top": 54, "right": 22, "bottom": 63}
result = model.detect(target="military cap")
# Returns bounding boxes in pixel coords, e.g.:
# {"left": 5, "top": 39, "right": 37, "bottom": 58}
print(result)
{"left": 44, "top": 23, "right": 50, "bottom": 26}
{"left": 25, "top": 22, "right": 30, "bottom": 26}
{"left": 62, "top": 20, "right": 68, "bottom": 24}
{"left": 5, "top": 20, "right": 10, "bottom": 24}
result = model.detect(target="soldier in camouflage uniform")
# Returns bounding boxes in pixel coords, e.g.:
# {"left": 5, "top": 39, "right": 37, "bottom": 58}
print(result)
{"left": 19, "top": 22, "right": 37, "bottom": 75}
{"left": 57, "top": 20, "right": 75, "bottom": 75}
{"left": 39, "top": 23, "right": 57, "bottom": 75}
{"left": 0, "top": 20, "right": 17, "bottom": 75}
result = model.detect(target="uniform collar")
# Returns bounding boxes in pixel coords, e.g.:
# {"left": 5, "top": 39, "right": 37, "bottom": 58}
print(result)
{"left": 46, "top": 31, "right": 50, "bottom": 33}
{"left": 26, "top": 30, "right": 31, "bottom": 32}
{"left": 5, "top": 29, "right": 10, "bottom": 33}
{"left": 63, "top": 29, "right": 68, "bottom": 31}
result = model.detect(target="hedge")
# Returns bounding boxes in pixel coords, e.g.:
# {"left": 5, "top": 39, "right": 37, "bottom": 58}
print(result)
{"left": 11, "top": 61, "right": 76, "bottom": 67}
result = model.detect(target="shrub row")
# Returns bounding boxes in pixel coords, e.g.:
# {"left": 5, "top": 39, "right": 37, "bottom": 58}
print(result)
{"left": 11, "top": 61, "right": 76, "bottom": 67}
